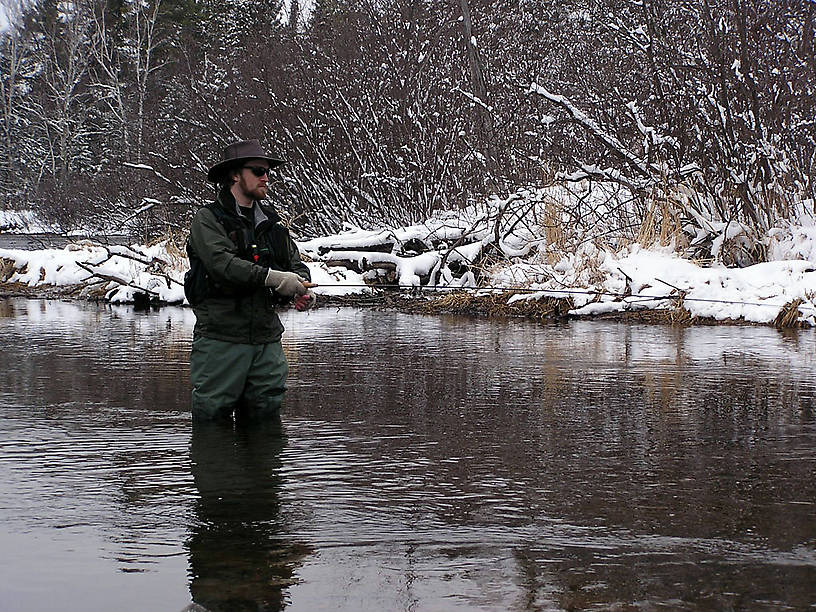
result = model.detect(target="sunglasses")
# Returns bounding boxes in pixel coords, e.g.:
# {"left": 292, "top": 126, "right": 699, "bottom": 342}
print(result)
{"left": 243, "top": 165, "right": 271, "bottom": 177}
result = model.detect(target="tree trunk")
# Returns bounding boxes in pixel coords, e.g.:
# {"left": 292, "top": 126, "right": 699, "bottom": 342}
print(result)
{"left": 458, "top": 0, "right": 497, "bottom": 179}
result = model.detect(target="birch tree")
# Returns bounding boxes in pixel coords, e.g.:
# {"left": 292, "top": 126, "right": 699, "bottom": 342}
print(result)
{"left": 29, "top": 0, "right": 97, "bottom": 187}
{"left": 0, "top": 0, "right": 33, "bottom": 202}
{"left": 457, "top": 0, "right": 497, "bottom": 179}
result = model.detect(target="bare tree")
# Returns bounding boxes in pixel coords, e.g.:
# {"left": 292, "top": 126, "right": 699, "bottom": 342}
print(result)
{"left": 457, "top": 0, "right": 497, "bottom": 180}
{"left": 2, "top": 0, "right": 814, "bottom": 249}
{"left": 0, "top": 0, "right": 31, "bottom": 203}
{"left": 30, "top": 0, "right": 97, "bottom": 187}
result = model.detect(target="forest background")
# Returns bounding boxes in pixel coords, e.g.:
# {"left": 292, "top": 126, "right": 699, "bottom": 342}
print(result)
{"left": 0, "top": 0, "right": 814, "bottom": 268}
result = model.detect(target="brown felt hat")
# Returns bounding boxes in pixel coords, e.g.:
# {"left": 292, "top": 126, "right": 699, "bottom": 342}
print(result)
{"left": 206, "top": 139, "right": 285, "bottom": 183}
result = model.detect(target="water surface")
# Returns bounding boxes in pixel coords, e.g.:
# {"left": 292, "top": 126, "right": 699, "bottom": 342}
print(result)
{"left": 0, "top": 298, "right": 814, "bottom": 610}
{"left": 0, "top": 233, "right": 130, "bottom": 250}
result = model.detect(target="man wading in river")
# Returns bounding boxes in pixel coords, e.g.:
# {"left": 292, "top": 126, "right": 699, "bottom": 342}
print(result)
{"left": 185, "top": 139, "right": 315, "bottom": 420}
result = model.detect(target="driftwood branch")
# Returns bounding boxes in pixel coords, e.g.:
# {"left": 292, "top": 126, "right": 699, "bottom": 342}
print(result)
{"left": 76, "top": 260, "right": 160, "bottom": 295}
{"left": 117, "top": 198, "right": 163, "bottom": 230}
{"left": 324, "top": 257, "right": 397, "bottom": 274}
{"left": 90, "top": 245, "right": 183, "bottom": 287}
{"left": 428, "top": 212, "right": 489, "bottom": 286}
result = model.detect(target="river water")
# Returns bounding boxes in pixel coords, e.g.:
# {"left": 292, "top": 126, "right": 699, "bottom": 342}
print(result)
{"left": 0, "top": 298, "right": 814, "bottom": 611}
{"left": 0, "top": 233, "right": 130, "bottom": 250}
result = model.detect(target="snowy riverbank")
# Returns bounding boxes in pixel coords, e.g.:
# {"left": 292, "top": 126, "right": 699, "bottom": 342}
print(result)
{"left": 2, "top": 195, "right": 816, "bottom": 327}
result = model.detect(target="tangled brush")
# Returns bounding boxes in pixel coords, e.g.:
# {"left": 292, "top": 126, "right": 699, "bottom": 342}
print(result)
{"left": 774, "top": 299, "right": 804, "bottom": 329}
{"left": 415, "top": 291, "right": 574, "bottom": 319}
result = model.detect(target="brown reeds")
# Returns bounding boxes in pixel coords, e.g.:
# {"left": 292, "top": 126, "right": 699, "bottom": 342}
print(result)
{"left": 774, "top": 298, "right": 804, "bottom": 329}
{"left": 668, "top": 303, "right": 695, "bottom": 325}
{"left": 0, "top": 257, "right": 16, "bottom": 282}
{"left": 411, "top": 291, "right": 574, "bottom": 320}
{"left": 574, "top": 297, "right": 701, "bottom": 326}
{"left": 636, "top": 190, "right": 684, "bottom": 250}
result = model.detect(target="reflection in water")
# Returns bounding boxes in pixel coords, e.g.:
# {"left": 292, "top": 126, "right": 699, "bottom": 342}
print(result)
{"left": 188, "top": 419, "right": 309, "bottom": 611}
{"left": 1, "top": 299, "right": 815, "bottom": 610}
{"left": 187, "top": 421, "right": 308, "bottom": 612}
{"left": 281, "top": 313, "right": 816, "bottom": 609}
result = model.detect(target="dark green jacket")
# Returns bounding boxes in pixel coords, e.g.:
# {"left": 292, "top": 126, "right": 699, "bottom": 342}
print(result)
{"left": 188, "top": 187, "right": 311, "bottom": 344}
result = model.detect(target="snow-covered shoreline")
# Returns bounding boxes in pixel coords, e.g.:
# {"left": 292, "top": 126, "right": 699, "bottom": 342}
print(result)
{"left": 3, "top": 191, "right": 816, "bottom": 327}
{"left": 2, "top": 232, "right": 814, "bottom": 327}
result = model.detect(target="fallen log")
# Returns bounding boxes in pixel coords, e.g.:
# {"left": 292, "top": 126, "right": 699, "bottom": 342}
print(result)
{"left": 324, "top": 258, "right": 397, "bottom": 274}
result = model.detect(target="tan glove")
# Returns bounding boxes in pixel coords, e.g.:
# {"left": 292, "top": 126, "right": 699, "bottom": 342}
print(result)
{"left": 265, "top": 269, "right": 308, "bottom": 297}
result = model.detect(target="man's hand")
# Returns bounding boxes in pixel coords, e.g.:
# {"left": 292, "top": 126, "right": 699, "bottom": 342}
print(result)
{"left": 294, "top": 289, "right": 316, "bottom": 311}
{"left": 265, "top": 269, "right": 308, "bottom": 297}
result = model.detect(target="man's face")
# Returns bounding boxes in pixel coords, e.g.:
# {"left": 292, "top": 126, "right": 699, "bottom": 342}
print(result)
{"left": 234, "top": 158, "right": 271, "bottom": 201}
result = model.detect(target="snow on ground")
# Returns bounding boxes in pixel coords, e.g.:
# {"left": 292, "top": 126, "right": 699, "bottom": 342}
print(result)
{"left": 2, "top": 196, "right": 816, "bottom": 326}
{"left": 3, "top": 232, "right": 815, "bottom": 326}
{"left": 0, "top": 240, "right": 369, "bottom": 304}
{"left": 501, "top": 245, "right": 816, "bottom": 325}
{"left": 0, "top": 209, "right": 52, "bottom": 233}
{"left": 304, "top": 263, "right": 368, "bottom": 296}
{"left": 0, "top": 240, "right": 187, "bottom": 303}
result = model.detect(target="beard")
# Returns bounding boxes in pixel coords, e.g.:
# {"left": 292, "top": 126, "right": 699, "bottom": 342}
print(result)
{"left": 237, "top": 176, "right": 267, "bottom": 202}
{"left": 249, "top": 184, "right": 268, "bottom": 200}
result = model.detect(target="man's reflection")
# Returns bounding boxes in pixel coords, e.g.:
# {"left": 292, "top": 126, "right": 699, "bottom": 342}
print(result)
{"left": 187, "top": 419, "right": 309, "bottom": 611}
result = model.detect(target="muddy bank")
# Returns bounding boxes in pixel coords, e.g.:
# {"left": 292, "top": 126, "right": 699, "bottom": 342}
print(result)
{"left": 319, "top": 291, "right": 740, "bottom": 326}
{"left": 0, "top": 280, "right": 110, "bottom": 301}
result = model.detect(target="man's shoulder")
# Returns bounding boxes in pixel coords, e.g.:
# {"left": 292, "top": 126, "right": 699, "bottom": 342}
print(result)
{"left": 190, "top": 205, "right": 215, "bottom": 226}
{"left": 190, "top": 205, "right": 231, "bottom": 242}
{"left": 193, "top": 201, "right": 231, "bottom": 223}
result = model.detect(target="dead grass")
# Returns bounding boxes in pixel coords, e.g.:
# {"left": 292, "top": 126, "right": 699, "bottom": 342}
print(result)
{"left": 668, "top": 304, "right": 695, "bottom": 325}
{"left": 326, "top": 290, "right": 575, "bottom": 320}
{"left": 576, "top": 250, "right": 608, "bottom": 287}
{"left": 636, "top": 190, "right": 684, "bottom": 249}
{"left": 0, "top": 257, "right": 17, "bottom": 282}
{"left": 152, "top": 230, "right": 188, "bottom": 272}
{"left": 419, "top": 291, "right": 573, "bottom": 319}
{"left": 538, "top": 195, "right": 571, "bottom": 253}
{"left": 584, "top": 306, "right": 731, "bottom": 326}
{"left": 774, "top": 298, "right": 805, "bottom": 329}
